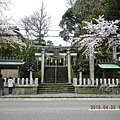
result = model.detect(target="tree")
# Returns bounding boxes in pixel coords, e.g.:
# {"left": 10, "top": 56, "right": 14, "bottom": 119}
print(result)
{"left": 66, "top": 0, "right": 77, "bottom": 8}
{"left": 47, "top": 40, "right": 54, "bottom": 46}
{"left": 60, "top": 0, "right": 120, "bottom": 43}
{"left": 0, "top": 0, "right": 26, "bottom": 57}
{"left": 73, "top": 0, "right": 101, "bottom": 20}
{"left": 20, "top": 2, "right": 51, "bottom": 45}
{"left": 59, "top": 0, "right": 102, "bottom": 42}
{"left": 0, "top": 25, "right": 26, "bottom": 49}
{"left": 73, "top": 15, "right": 120, "bottom": 55}
{"left": 89, "top": 0, "right": 120, "bottom": 21}
{"left": 72, "top": 16, "right": 120, "bottom": 78}
{"left": 0, "top": 0, "right": 11, "bottom": 14}
{"left": 0, "top": 0, "right": 12, "bottom": 24}
{"left": 102, "top": 0, "right": 120, "bottom": 21}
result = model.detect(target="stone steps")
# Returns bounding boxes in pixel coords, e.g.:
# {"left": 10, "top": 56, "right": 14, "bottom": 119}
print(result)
{"left": 37, "top": 83, "right": 75, "bottom": 94}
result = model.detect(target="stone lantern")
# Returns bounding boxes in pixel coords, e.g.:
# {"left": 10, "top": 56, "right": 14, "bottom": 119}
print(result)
{"left": 77, "top": 62, "right": 84, "bottom": 85}
{"left": 27, "top": 59, "right": 35, "bottom": 80}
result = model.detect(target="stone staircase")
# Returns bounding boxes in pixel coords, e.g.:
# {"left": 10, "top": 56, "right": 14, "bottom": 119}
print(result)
{"left": 39, "top": 66, "right": 73, "bottom": 94}
{"left": 37, "top": 83, "right": 75, "bottom": 94}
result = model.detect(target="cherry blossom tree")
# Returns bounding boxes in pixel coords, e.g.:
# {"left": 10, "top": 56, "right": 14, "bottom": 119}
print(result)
{"left": 0, "top": 0, "right": 26, "bottom": 49}
{"left": 0, "top": 26, "right": 26, "bottom": 48}
{"left": 0, "top": 0, "right": 11, "bottom": 14}
{"left": 0, "top": 0, "right": 12, "bottom": 24}
{"left": 73, "top": 15, "right": 120, "bottom": 80}
{"left": 73, "top": 15, "right": 120, "bottom": 55}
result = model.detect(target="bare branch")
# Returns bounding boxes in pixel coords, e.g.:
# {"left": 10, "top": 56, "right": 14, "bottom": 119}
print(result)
{"left": 0, "top": 0, "right": 11, "bottom": 14}
{"left": 20, "top": 2, "right": 51, "bottom": 41}
{"left": 66, "top": 0, "right": 76, "bottom": 8}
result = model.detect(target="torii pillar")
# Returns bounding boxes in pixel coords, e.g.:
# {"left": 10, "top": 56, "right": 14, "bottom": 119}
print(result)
{"left": 41, "top": 49, "right": 45, "bottom": 83}
{"left": 67, "top": 49, "right": 71, "bottom": 83}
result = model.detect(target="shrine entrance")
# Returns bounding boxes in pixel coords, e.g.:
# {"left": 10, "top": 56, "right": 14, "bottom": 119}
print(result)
{"left": 35, "top": 46, "right": 77, "bottom": 83}
{"left": 44, "top": 66, "right": 68, "bottom": 83}
{"left": 44, "top": 53, "right": 68, "bottom": 83}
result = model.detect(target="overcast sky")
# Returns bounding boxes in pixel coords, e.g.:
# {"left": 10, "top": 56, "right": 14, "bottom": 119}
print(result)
{"left": 7, "top": 0, "right": 70, "bottom": 46}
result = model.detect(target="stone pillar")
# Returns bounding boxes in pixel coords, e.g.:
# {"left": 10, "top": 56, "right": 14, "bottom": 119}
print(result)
{"left": 41, "top": 49, "right": 45, "bottom": 83}
{"left": 83, "top": 78, "right": 86, "bottom": 86}
{"left": 96, "top": 78, "right": 99, "bottom": 86}
{"left": 91, "top": 79, "right": 94, "bottom": 86}
{"left": 87, "top": 78, "right": 90, "bottom": 86}
{"left": 116, "top": 79, "right": 119, "bottom": 85}
{"left": 79, "top": 71, "right": 82, "bottom": 85}
{"left": 73, "top": 78, "right": 77, "bottom": 85}
{"left": 104, "top": 78, "right": 107, "bottom": 85}
{"left": 100, "top": 78, "right": 103, "bottom": 84}
{"left": 17, "top": 78, "right": 20, "bottom": 85}
{"left": 35, "top": 78, "right": 38, "bottom": 85}
{"left": 89, "top": 45, "right": 94, "bottom": 80}
{"left": 26, "top": 78, "right": 28, "bottom": 85}
{"left": 79, "top": 78, "right": 82, "bottom": 85}
{"left": 30, "top": 78, "right": 33, "bottom": 85}
{"left": 112, "top": 78, "right": 115, "bottom": 85}
{"left": 67, "top": 49, "right": 71, "bottom": 83}
{"left": 13, "top": 78, "right": 15, "bottom": 84}
{"left": 30, "top": 70, "right": 32, "bottom": 80}
{"left": 22, "top": 78, "right": 24, "bottom": 85}
{"left": 113, "top": 46, "right": 117, "bottom": 61}
{"left": 108, "top": 78, "right": 111, "bottom": 85}
{"left": 4, "top": 78, "right": 7, "bottom": 86}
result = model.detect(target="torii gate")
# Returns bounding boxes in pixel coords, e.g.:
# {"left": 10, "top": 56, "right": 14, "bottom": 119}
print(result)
{"left": 35, "top": 46, "right": 77, "bottom": 83}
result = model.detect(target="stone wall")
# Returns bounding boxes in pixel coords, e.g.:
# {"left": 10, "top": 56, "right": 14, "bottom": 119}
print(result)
{"left": 74, "top": 86, "right": 120, "bottom": 94}
{"left": 4, "top": 85, "right": 38, "bottom": 95}
{"left": 73, "top": 78, "right": 120, "bottom": 94}
{"left": 3, "top": 78, "right": 38, "bottom": 95}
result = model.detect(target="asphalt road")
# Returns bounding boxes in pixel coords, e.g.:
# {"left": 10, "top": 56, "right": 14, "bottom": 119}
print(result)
{"left": 0, "top": 98, "right": 120, "bottom": 120}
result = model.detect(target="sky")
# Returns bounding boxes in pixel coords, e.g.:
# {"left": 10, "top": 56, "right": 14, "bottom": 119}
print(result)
{"left": 6, "top": 0, "right": 70, "bottom": 46}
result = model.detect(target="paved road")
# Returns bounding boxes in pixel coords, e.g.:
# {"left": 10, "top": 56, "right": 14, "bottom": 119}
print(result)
{"left": 0, "top": 98, "right": 120, "bottom": 120}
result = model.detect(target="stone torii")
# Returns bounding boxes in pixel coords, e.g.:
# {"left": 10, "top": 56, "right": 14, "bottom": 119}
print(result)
{"left": 34, "top": 45, "right": 77, "bottom": 83}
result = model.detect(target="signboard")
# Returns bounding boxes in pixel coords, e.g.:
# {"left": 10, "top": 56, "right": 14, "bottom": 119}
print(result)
{"left": 1, "top": 69, "right": 19, "bottom": 78}
{"left": 53, "top": 48, "right": 59, "bottom": 57}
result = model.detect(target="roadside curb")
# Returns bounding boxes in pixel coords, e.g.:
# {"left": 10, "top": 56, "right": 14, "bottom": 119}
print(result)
{"left": 0, "top": 94, "right": 120, "bottom": 99}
